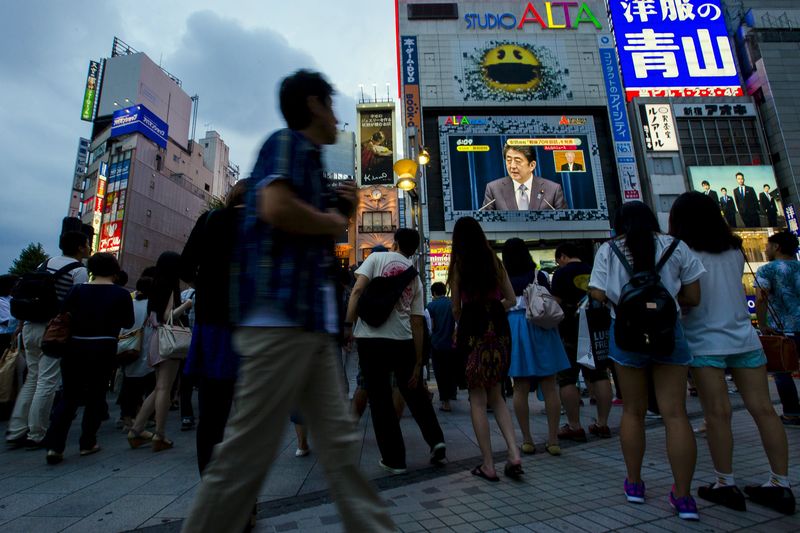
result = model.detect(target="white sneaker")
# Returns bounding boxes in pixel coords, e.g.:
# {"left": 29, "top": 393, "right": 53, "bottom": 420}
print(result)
{"left": 378, "top": 460, "right": 407, "bottom": 474}
{"left": 295, "top": 448, "right": 310, "bottom": 457}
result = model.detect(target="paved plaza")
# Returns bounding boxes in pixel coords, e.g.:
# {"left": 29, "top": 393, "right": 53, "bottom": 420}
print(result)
{"left": 1, "top": 374, "right": 799, "bottom": 532}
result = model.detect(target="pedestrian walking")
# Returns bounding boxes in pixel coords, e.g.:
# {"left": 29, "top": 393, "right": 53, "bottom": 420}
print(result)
{"left": 43, "top": 253, "right": 134, "bottom": 463}
{"left": 426, "top": 282, "right": 457, "bottom": 412}
{"left": 755, "top": 230, "right": 800, "bottom": 429}
{"left": 181, "top": 70, "right": 394, "bottom": 533}
{"left": 347, "top": 228, "right": 446, "bottom": 474}
{"left": 6, "top": 230, "right": 89, "bottom": 449}
{"left": 589, "top": 201, "right": 705, "bottom": 520}
{"left": 552, "top": 243, "right": 614, "bottom": 442}
{"left": 671, "top": 192, "right": 795, "bottom": 515}
{"left": 501, "top": 237, "right": 570, "bottom": 456}
{"left": 448, "top": 216, "right": 523, "bottom": 482}
{"left": 127, "top": 252, "right": 192, "bottom": 452}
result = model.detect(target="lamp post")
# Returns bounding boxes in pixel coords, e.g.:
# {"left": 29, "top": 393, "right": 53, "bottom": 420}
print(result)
{"left": 394, "top": 157, "right": 428, "bottom": 300}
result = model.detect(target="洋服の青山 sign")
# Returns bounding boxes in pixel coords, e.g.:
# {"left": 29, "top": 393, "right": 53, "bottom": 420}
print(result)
{"left": 465, "top": 2, "right": 603, "bottom": 30}
{"left": 110, "top": 104, "right": 169, "bottom": 149}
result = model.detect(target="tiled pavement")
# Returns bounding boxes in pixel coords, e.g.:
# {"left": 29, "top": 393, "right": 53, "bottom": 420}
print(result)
{"left": 1, "top": 372, "right": 798, "bottom": 532}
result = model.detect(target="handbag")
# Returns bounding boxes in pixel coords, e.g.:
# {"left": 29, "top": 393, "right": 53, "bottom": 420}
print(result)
{"left": 523, "top": 269, "right": 564, "bottom": 329}
{"left": 744, "top": 252, "right": 800, "bottom": 373}
{"left": 158, "top": 298, "right": 192, "bottom": 359}
{"left": 116, "top": 327, "right": 143, "bottom": 367}
{"left": 41, "top": 312, "right": 72, "bottom": 358}
{"left": 576, "top": 307, "right": 596, "bottom": 370}
{"left": 0, "top": 335, "right": 20, "bottom": 403}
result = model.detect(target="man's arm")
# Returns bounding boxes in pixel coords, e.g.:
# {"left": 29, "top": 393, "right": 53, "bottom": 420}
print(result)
{"left": 260, "top": 181, "right": 347, "bottom": 236}
{"left": 345, "top": 274, "right": 369, "bottom": 326}
{"left": 482, "top": 183, "right": 496, "bottom": 210}
{"left": 755, "top": 287, "right": 776, "bottom": 333}
{"left": 553, "top": 185, "right": 567, "bottom": 209}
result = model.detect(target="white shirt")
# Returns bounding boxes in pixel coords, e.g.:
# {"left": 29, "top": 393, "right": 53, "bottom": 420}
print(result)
{"left": 589, "top": 235, "right": 706, "bottom": 319}
{"left": 681, "top": 249, "right": 762, "bottom": 356}
{"left": 353, "top": 251, "right": 424, "bottom": 340}
{"left": 515, "top": 177, "right": 534, "bottom": 210}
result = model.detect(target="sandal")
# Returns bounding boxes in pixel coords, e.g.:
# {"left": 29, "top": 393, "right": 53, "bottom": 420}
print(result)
{"left": 471, "top": 464, "right": 499, "bottom": 482}
{"left": 152, "top": 434, "right": 174, "bottom": 452}
{"left": 504, "top": 462, "right": 524, "bottom": 480}
{"left": 521, "top": 442, "right": 536, "bottom": 455}
{"left": 127, "top": 430, "right": 154, "bottom": 449}
{"left": 545, "top": 443, "right": 562, "bottom": 456}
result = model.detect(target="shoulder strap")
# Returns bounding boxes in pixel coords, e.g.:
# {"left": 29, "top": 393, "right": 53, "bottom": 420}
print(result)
{"left": 655, "top": 239, "right": 680, "bottom": 273}
{"left": 608, "top": 240, "right": 634, "bottom": 277}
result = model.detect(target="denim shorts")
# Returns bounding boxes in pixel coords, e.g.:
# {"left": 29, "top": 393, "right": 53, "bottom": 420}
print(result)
{"left": 690, "top": 349, "right": 767, "bottom": 369}
{"left": 608, "top": 319, "right": 693, "bottom": 368}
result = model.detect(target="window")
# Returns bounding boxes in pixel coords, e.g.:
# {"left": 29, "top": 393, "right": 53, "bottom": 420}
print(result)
{"left": 204, "top": 184, "right": 210, "bottom": 192}
{"left": 360, "top": 211, "right": 394, "bottom": 233}
{"left": 677, "top": 118, "right": 767, "bottom": 167}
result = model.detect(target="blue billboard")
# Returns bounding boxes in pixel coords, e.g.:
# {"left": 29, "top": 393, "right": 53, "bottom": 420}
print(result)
{"left": 608, "top": 0, "right": 742, "bottom": 100}
{"left": 110, "top": 104, "right": 168, "bottom": 149}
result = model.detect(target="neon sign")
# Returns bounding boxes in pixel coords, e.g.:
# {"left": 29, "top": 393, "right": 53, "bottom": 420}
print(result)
{"left": 443, "top": 116, "right": 488, "bottom": 126}
{"left": 465, "top": 2, "right": 603, "bottom": 30}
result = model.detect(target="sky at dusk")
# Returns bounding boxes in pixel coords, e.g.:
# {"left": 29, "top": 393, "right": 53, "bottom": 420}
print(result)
{"left": 0, "top": 0, "right": 398, "bottom": 272}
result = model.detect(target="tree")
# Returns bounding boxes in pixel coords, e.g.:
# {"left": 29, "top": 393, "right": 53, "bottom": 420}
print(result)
{"left": 9, "top": 243, "right": 48, "bottom": 276}
{"left": 205, "top": 195, "right": 225, "bottom": 212}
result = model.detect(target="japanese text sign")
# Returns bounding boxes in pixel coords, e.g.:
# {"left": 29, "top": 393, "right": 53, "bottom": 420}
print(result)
{"left": 640, "top": 104, "right": 679, "bottom": 151}
{"left": 608, "top": 0, "right": 742, "bottom": 100}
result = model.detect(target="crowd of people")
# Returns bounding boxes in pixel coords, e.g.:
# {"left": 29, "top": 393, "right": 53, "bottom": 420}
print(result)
{"left": 2, "top": 69, "right": 798, "bottom": 531}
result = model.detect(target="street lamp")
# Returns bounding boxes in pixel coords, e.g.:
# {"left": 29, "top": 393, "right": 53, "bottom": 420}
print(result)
{"left": 394, "top": 159, "right": 418, "bottom": 192}
{"left": 417, "top": 147, "right": 431, "bottom": 166}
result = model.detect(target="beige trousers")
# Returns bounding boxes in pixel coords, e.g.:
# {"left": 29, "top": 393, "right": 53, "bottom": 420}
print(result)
{"left": 181, "top": 327, "right": 395, "bottom": 533}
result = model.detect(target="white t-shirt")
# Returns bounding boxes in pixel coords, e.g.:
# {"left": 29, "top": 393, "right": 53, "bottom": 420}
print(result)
{"left": 45, "top": 256, "right": 89, "bottom": 286}
{"left": 353, "top": 251, "right": 424, "bottom": 340}
{"left": 589, "top": 234, "right": 706, "bottom": 319}
{"left": 681, "top": 249, "right": 762, "bottom": 356}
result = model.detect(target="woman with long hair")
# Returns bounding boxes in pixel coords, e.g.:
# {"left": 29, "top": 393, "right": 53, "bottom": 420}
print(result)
{"left": 589, "top": 201, "right": 705, "bottom": 520}
{"left": 128, "top": 251, "right": 192, "bottom": 451}
{"left": 502, "top": 238, "right": 570, "bottom": 455}
{"left": 671, "top": 192, "right": 794, "bottom": 515}
{"left": 448, "top": 217, "right": 522, "bottom": 481}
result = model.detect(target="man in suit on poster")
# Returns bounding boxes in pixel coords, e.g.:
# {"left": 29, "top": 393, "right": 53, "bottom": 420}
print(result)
{"left": 759, "top": 184, "right": 779, "bottom": 227}
{"left": 733, "top": 172, "right": 761, "bottom": 227}
{"left": 560, "top": 151, "right": 583, "bottom": 172}
{"left": 701, "top": 180, "right": 719, "bottom": 205}
{"left": 719, "top": 188, "right": 737, "bottom": 227}
{"left": 482, "top": 144, "right": 567, "bottom": 211}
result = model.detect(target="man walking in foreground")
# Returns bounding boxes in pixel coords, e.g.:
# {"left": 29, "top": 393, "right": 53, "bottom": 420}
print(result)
{"left": 181, "top": 70, "right": 394, "bottom": 533}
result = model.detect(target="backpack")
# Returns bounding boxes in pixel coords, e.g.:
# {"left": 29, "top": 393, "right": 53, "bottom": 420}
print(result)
{"left": 357, "top": 266, "right": 418, "bottom": 328}
{"left": 523, "top": 270, "right": 564, "bottom": 329}
{"left": 10, "top": 260, "right": 83, "bottom": 323}
{"left": 608, "top": 239, "right": 680, "bottom": 357}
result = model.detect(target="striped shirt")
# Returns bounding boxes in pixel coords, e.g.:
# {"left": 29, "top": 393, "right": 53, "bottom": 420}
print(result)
{"left": 231, "top": 129, "right": 337, "bottom": 332}
{"left": 43, "top": 256, "right": 89, "bottom": 301}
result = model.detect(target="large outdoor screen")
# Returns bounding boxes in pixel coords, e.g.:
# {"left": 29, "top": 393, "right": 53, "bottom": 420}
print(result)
{"left": 439, "top": 115, "right": 610, "bottom": 232}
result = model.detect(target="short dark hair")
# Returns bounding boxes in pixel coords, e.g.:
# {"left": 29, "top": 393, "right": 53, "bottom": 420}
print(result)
{"left": 555, "top": 242, "right": 580, "bottom": 261}
{"left": 736, "top": 172, "right": 745, "bottom": 180}
{"left": 135, "top": 276, "right": 153, "bottom": 300}
{"left": 768, "top": 231, "right": 799, "bottom": 256}
{"left": 115, "top": 270, "right": 129, "bottom": 287}
{"left": 394, "top": 228, "right": 420, "bottom": 257}
{"left": 763, "top": 184, "right": 770, "bottom": 189}
{"left": 431, "top": 282, "right": 447, "bottom": 296}
{"left": 59, "top": 230, "right": 88, "bottom": 256}
{"left": 279, "top": 70, "right": 334, "bottom": 130}
{"left": 720, "top": 187, "right": 727, "bottom": 193}
{"left": 503, "top": 144, "right": 536, "bottom": 164}
{"left": 701, "top": 180, "right": 710, "bottom": 187}
{"left": 87, "top": 253, "right": 120, "bottom": 278}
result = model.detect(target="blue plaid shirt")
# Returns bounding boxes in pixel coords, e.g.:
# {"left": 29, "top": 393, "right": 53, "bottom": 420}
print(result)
{"left": 232, "top": 129, "right": 336, "bottom": 332}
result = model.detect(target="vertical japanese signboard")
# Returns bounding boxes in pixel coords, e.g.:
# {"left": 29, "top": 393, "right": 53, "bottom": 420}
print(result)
{"left": 359, "top": 107, "right": 395, "bottom": 186}
{"left": 640, "top": 104, "right": 679, "bottom": 151}
{"left": 401, "top": 36, "right": 421, "bottom": 133}
{"left": 599, "top": 34, "right": 642, "bottom": 201}
{"left": 81, "top": 61, "right": 100, "bottom": 122}
{"left": 608, "top": 0, "right": 742, "bottom": 100}
{"left": 91, "top": 161, "right": 108, "bottom": 252}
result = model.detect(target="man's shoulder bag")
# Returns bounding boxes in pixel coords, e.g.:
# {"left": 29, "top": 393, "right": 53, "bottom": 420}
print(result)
{"left": 357, "top": 266, "right": 418, "bottom": 328}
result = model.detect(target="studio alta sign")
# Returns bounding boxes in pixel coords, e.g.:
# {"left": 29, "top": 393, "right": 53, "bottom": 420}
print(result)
{"left": 465, "top": 2, "right": 603, "bottom": 30}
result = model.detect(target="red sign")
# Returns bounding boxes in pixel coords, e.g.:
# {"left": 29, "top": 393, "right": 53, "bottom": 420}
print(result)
{"left": 98, "top": 221, "right": 122, "bottom": 253}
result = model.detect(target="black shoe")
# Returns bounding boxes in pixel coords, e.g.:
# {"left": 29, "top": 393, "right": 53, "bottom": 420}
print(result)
{"left": 697, "top": 484, "right": 746, "bottom": 511}
{"left": 744, "top": 485, "right": 796, "bottom": 515}
{"left": 6, "top": 435, "right": 30, "bottom": 450}
{"left": 46, "top": 450, "right": 64, "bottom": 465}
{"left": 25, "top": 439, "right": 44, "bottom": 451}
{"left": 180, "top": 417, "right": 195, "bottom": 431}
{"left": 430, "top": 443, "right": 446, "bottom": 465}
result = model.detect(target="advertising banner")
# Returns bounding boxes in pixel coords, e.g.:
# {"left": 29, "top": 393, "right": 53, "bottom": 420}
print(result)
{"left": 640, "top": 104, "right": 679, "bottom": 151}
{"left": 599, "top": 34, "right": 642, "bottom": 201}
{"left": 429, "top": 240, "right": 452, "bottom": 285}
{"left": 687, "top": 166, "right": 783, "bottom": 228}
{"left": 359, "top": 108, "right": 395, "bottom": 186}
{"left": 110, "top": 104, "right": 169, "bottom": 149}
{"left": 608, "top": 0, "right": 742, "bottom": 100}
{"left": 81, "top": 61, "right": 100, "bottom": 122}
{"left": 439, "top": 115, "right": 609, "bottom": 233}
{"left": 98, "top": 221, "right": 123, "bottom": 253}
{"left": 401, "top": 36, "right": 421, "bottom": 132}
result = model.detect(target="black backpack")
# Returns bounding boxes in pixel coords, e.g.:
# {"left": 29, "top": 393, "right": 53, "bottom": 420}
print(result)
{"left": 357, "top": 266, "right": 418, "bottom": 328}
{"left": 10, "top": 260, "right": 83, "bottom": 323}
{"left": 609, "top": 239, "right": 680, "bottom": 357}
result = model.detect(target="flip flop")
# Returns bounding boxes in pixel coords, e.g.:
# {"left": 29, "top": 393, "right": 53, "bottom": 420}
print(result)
{"left": 504, "top": 462, "right": 524, "bottom": 480}
{"left": 471, "top": 465, "right": 499, "bottom": 482}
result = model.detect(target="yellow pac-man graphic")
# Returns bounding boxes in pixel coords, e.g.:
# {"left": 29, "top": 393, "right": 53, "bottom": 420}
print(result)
{"left": 481, "top": 44, "right": 542, "bottom": 93}
{"left": 573, "top": 274, "right": 590, "bottom": 292}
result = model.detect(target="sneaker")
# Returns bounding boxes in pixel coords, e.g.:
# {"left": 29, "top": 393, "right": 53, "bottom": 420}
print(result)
{"left": 430, "top": 442, "right": 446, "bottom": 465}
{"left": 378, "top": 460, "right": 407, "bottom": 475}
{"left": 669, "top": 490, "right": 700, "bottom": 520}
{"left": 744, "top": 485, "right": 796, "bottom": 515}
{"left": 588, "top": 424, "right": 611, "bottom": 438}
{"left": 180, "top": 417, "right": 195, "bottom": 431}
{"left": 558, "top": 424, "right": 587, "bottom": 442}
{"left": 645, "top": 411, "right": 663, "bottom": 420}
{"left": 612, "top": 398, "right": 624, "bottom": 406}
{"left": 780, "top": 415, "right": 800, "bottom": 428}
{"left": 624, "top": 479, "right": 646, "bottom": 504}
{"left": 697, "top": 483, "right": 746, "bottom": 511}
{"left": 295, "top": 448, "right": 310, "bottom": 457}
{"left": 46, "top": 450, "right": 64, "bottom": 465}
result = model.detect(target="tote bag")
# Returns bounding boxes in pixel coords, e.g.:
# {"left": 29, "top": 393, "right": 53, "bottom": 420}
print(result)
{"left": 158, "top": 300, "right": 192, "bottom": 359}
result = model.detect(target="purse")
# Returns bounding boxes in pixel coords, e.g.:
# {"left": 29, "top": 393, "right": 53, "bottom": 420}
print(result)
{"left": 41, "top": 312, "right": 72, "bottom": 358}
{"left": 116, "top": 327, "right": 143, "bottom": 367}
{"left": 158, "top": 298, "right": 192, "bottom": 359}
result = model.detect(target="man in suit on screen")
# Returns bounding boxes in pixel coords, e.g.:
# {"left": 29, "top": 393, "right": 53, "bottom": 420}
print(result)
{"left": 482, "top": 144, "right": 567, "bottom": 211}
{"left": 719, "top": 187, "right": 737, "bottom": 227}
{"left": 701, "top": 180, "right": 719, "bottom": 205}
{"left": 733, "top": 172, "right": 761, "bottom": 227}
{"left": 560, "top": 151, "right": 583, "bottom": 172}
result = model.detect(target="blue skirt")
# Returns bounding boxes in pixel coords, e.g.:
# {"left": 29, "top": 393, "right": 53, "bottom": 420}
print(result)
{"left": 508, "top": 309, "right": 570, "bottom": 378}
